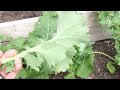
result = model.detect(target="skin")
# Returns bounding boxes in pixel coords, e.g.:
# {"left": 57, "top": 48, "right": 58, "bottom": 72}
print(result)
{"left": 0, "top": 49, "right": 22, "bottom": 79}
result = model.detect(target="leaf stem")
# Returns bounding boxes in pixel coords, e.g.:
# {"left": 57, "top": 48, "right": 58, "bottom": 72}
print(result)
{"left": 2, "top": 44, "right": 42, "bottom": 64}
{"left": 93, "top": 51, "right": 116, "bottom": 61}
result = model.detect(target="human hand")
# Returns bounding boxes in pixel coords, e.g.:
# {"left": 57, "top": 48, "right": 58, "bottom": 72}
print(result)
{"left": 0, "top": 49, "right": 22, "bottom": 79}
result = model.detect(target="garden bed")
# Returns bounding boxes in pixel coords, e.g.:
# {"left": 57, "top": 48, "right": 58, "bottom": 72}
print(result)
{"left": 0, "top": 11, "right": 120, "bottom": 79}
{"left": 90, "top": 39, "right": 120, "bottom": 79}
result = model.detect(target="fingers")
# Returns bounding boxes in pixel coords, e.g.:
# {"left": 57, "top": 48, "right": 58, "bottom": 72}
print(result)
{"left": 0, "top": 49, "right": 22, "bottom": 79}
{"left": 3, "top": 49, "right": 17, "bottom": 58}
{"left": 4, "top": 58, "right": 22, "bottom": 79}
{"left": 14, "top": 58, "right": 22, "bottom": 74}
{"left": 15, "top": 58, "right": 22, "bottom": 65}
{"left": 0, "top": 68, "right": 7, "bottom": 78}
{"left": 0, "top": 58, "right": 22, "bottom": 79}
{"left": 5, "top": 71, "right": 16, "bottom": 79}
{"left": 0, "top": 49, "right": 17, "bottom": 65}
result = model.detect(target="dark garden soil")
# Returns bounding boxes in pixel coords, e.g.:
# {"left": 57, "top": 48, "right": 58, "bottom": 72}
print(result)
{"left": 90, "top": 39, "right": 120, "bottom": 79}
{"left": 0, "top": 11, "right": 42, "bottom": 23}
{"left": 1, "top": 11, "right": 120, "bottom": 79}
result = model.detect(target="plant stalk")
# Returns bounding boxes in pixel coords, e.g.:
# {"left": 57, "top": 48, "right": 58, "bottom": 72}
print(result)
{"left": 93, "top": 51, "right": 116, "bottom": 61}
{"left": 2, "top": 44, "right": 42, "bottom": 64}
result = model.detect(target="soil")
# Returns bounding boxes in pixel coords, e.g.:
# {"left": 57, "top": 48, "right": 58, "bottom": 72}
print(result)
{"left": 1, "top": 11, "right": 120, "bottom": 79}
{"left": 50, "top": 72, "right": 68, "bottom": 79}
{"left": 0, "top": 11, "right": 42, "bottom": 23}
{"left": 90, "top": 39, "right": 120, "bottom": 79}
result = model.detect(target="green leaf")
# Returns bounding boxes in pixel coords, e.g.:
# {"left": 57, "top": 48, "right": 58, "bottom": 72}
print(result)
{"left": 35, "top": 11, "right": 58, "bottom": 41}
{"left": 28, "top": 35, "right": 43, "bottom": 47}
{"left": 49, "top": 11, "right": 58, "bottom": 17}
{"left": 75, "top": 58, "right": 94, "bottom": 78}
{"left": 98, "top": 11, "right": 109, "bottom": 25}
{"left": 3, "top": 11, "right": 90, "bottom": 75}
{"left": 0, "top": 35, "right": 12, "bottom": 41}
{"left": 64, "top": 72, "right": 75, "bottom": 79}
{"left": 55, "top": 11, "right": 89, "bottom": 41}
{"left": 75, "top": 46, "right": 94, "bottom": 78}
{"left": 55, "top": 56, "right": 73, "bottom": 73}
{"left": 16, "top": 69, "right": 27, "bottom": 79}
{"left": 107, "top": 61, "right": 116, "bottom": 74}
{"left": 6, "top": 61, "right": 14, "bottom": 73}
{"left": 11, "top": 38, "right": 26, "bottom": 51}
{"left": 0, "top": 35, "right": 7, "bottom": 41}
{"left": 24, "top": 52, "right": 44, "bottom": 72}
{"left": 1, "top": 61, "right": 14, "bottom": 73}
{"left": 1, "top": 44, "right": 12, "bottom": 52}
{"left": 23, "top": 11, "right": 89, "bottom": 73}
{"left": 25, "top": 62, "right": 51, "bottom": 79}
